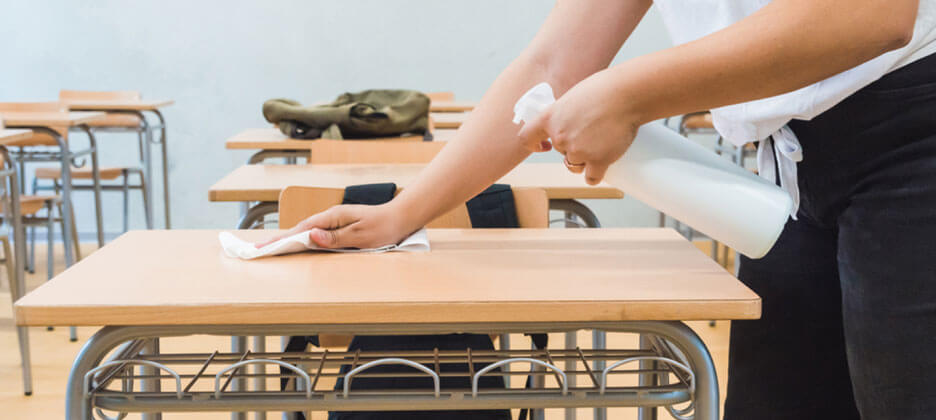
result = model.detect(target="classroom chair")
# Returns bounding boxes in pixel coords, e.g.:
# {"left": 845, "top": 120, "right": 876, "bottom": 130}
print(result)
{"left": 277, "top": 185, "right": 549, "bottom": 349}
{"left": 33, "top": 90, "right": 153, "bottom": 230}
{"left": 0, "top": 101, "right": 73, "bottom": 273}
{"left": 276, "top": 185, "right": 548, "bottom": 419}
{"left": 0, "top": 143, "right": 79, "bottom": 338}
{"left": 425, "top": 91, "right": 456, "bottom": 102}
{"left": 242, "top": 140, "right": 448, "bottom": 229}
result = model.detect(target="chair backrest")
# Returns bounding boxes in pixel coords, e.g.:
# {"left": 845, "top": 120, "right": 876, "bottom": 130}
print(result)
{"left": 306, "top": 139, "right": 446, "bottom": 164}
{"left": 278, "top": 186, "right": 548, "bottom": 229}
{"left": 0, "top": 102, "right": 68, "bottom": 144}
{"left": 59, "top": 90, "right": 141, "bottom": 101}
{"left": 425, "top": 91, "right": 455, "bottom": 102}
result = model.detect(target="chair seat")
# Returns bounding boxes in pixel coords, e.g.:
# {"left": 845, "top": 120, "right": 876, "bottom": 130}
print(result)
{"left": 683, "top": 112, "right": 715, "bottom": 130}
{"left": 0, "top": 195, "right": 59, "bottom": 216}
{"left": 6, "top": 130, "right": 68, "bottom": 147}
{"left": 35, "top": 166, "right": 131, "bottom": 181}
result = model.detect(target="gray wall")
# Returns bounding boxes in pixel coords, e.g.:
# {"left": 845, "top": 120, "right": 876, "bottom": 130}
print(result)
{"left": 1, "top": 1, "right": 673, "bottom": 233}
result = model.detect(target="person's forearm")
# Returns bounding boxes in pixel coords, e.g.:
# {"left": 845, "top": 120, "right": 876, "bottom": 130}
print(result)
{"left": 389, "top": 0, "right": 651, "bottom": 229}
{"left": 604, "top": 0, "right": 918, "bottom": 126}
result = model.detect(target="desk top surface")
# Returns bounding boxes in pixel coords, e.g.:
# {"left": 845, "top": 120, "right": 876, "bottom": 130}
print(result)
{"left": 208, "top": 162, "right": 624, "bottom": 202}
{"left": 429, "top": 101, "right": 475, "bottom": 112}
{"left": 225, "top": 128, "right": 425, "bottom": 150}
{"left": 0, "top": 129, "right": 34, "bottom": 144}
{"left": 64, "top": 99, "right": 174, "bottom": 111}
{"left": 0, "top": 111, "right": 106, "bottom": 127}
{"left": 15, "top": 228, "right": 760, "bottom": 326}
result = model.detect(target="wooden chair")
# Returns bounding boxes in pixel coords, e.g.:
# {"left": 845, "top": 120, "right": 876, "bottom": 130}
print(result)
{"left": 32, "top": 91, "right": 152, "bottom": 230}
{"left": 278, "top": 185, "right": 549, "bottom": 348}
{"left": 425, "top": 91, "right": 455, "bottom": 102}
{"left": 306, "top": 139, "right": 446, "bottom": 164}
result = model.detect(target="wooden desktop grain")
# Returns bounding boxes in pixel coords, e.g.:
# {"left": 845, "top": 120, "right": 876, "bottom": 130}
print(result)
{"left": 14, "top": 228, "right": 760, "bottom": 326}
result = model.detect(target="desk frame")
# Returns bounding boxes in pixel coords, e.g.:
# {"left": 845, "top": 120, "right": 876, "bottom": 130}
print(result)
{"left": 67, "top": 321, "right": 717, "bottom": 420}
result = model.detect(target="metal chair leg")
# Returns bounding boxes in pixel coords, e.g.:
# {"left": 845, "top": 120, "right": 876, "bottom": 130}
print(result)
{"left": 122, "top": 170, "right": 130, "bottom": 233}
{"left": 54, "top": 183, "right": 81, "bottom": 262}
{"left": 27, "top": 225, "right": 35, "bottom": 274}
{"left": 45, "top": 202, "right": 55, "bottom": 333}
{"left": 140, "top": 170, "right": 152, "bottom": 229}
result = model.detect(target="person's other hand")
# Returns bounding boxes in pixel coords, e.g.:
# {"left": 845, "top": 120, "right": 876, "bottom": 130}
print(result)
{"left": 254, "top": 203, "right": 410, "bottom": 250}
{"left": 517, "top": 70, "right": 641, "bottom": 185}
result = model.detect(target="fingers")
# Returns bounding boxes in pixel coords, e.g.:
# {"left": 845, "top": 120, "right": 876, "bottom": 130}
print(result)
{"left": 308, "top": 224, "right": 371, "bottom": 249}
{"left": 516, "top": 112, "right": 552, "bottom": 153}
{"left": 584, "top": 162, "right": 610, "bottom": 185}
{"left": 254, "top": 205, "right": 361, "bottom": 248}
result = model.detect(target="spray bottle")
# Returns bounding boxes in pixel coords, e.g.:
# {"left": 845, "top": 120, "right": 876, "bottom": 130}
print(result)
{"left": 514, "top": 83, "right": 791, "bottom": 258}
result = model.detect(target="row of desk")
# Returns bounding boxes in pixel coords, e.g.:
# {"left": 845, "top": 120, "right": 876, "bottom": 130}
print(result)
{"left": 11, "top": 98, "right": 762, "bottom": 420}
{"left": 1, "top": 99, "right": 173, "bottom": 398}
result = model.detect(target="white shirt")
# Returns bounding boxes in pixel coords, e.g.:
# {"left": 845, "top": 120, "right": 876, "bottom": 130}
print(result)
{"left": 652, "top": 0, "right": 936, "bottom": 216}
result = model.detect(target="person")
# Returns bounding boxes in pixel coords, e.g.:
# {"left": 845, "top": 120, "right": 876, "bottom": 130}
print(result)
{"left": 262, "top": 1, "right": 936, "bottom": 418}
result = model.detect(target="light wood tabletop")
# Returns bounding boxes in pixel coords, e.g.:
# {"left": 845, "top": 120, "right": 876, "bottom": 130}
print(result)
{"left": 14, "top": 228, "right": 760, "bottom": 326}
{"left": 226, "top": 127, "right": 425, "bottom": 150}
{"left": 429, "top": 100, "right": 475, "bottom": 113}
{"left": 0, "top": 111, "right": 106, "bottom": 127}
{"left": 209, "top": 162, "right": 625, "bottom": 202}
{"left": 431, "top": 112, "right": 468, "bottom": 129}
{"left": 0, "top": 129, "right": 34, "bottom": 144}
{"left": 64, "top": 99, "right": 175, "bottom": 111}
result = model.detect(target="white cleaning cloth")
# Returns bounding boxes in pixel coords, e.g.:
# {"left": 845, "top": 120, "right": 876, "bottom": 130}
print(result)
{"left": 219, "top": 229, "right": 430, "bottom": 260}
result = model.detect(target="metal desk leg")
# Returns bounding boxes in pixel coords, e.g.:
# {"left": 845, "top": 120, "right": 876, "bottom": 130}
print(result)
{"left": 551, "top": 199, "right": 605, "bottom": 420}
{"left": 592, "top": 330, "right": 607, "bottom": 420}
{"left": 231, "top": 336, "right": 248, "bottom": 420}
{"left": 548, "top": 199, "right": 601, "bottom": 229}
{"left": 238, "top": 202, "right": 279, "bottom": 230}
{"left": 252, "top": 335, "right": 267, "bottom": 420}
{"left": 39, "top": 128, "right": 76, "bottom": 268}
{"left": 77, "top": 126, "right": 105, "bottom": 247}
{"left": 2, "top": 150, "right": 32, "bottom": 395}
{"left": 637, "top": 335, "right": 659, "bottom": 420}
{"left": 141, "top": 339, "right": 162, "bottom": 420}
{"left": 140, "top": 116, "right": 156, "bottom": 230}
{"left": 152, "top": 110, "right": 171, "bottom": 229}
{"left": 247, "top": 150, "right": 307, "bottom": 165}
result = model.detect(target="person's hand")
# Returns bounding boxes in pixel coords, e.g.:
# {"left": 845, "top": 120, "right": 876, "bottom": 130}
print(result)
{"left": 254, "top": 203, "right": 411, "bottom": 250}
{"left": 517, "top": 70, "right": 642, "bottom": 185}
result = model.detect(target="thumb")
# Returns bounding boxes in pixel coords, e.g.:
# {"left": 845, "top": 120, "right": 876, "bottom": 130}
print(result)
{"left": 516, "top": 111, "right": 552, "bottom": 153}
{"left": 308, "top": 226, "right": 358, "bottom": 249}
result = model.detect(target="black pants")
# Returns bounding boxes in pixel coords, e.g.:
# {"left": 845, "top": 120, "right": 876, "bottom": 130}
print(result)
{"left": 725, "top": 53, "right": 936, "bottom": 419}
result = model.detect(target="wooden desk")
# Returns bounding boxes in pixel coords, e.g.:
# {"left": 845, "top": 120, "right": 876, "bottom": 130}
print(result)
{"left": 429, "top": 100, "right": 475, "bottom": 113}
{"left": 431, "top": 112, "right": 468, "bottom": 129}
{"left": 64, "top": 99, "right": 175, "bottom": 111}
{"left": 16, "top": 228, "right": 756, "bottom": 419}
{"left": 0, "top": 129, "right": 33, "bottom": 144}
{"left": 64, "top": 99, "right": 174, "bottom": 229}
{"left": 0, "top": 111, "right": 105, "bottom": 127}
{"left": 227, "top": 128, "right": 428, "bottom": 164}
{"left": 210, "top": 162, "right": 623, "bottom": 229}
{"left": 210, "top": 163, "right": 622, "bottom": 203}
{"left": 16, "top": 229, "right": 758, "bottom": 325}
